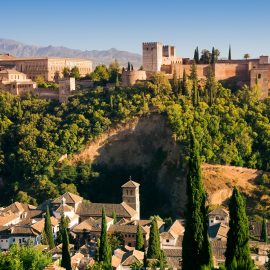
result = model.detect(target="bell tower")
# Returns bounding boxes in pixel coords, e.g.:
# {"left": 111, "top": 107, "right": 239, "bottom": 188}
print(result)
{"left": 122, "top": 178, "right": 140, "bottom": 220}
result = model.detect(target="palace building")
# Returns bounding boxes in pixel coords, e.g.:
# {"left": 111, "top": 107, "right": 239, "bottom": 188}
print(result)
{"left": 0, "top": 54, "right": 92, "bottom": 81}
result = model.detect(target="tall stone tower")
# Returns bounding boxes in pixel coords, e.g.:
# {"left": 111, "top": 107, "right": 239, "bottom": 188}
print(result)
{"left": 142, "top": 42, "right": 163, "bottom": 72}
{"left": 58, "top": 77, "right": 76, "bottom": 103}
{"left": 122, "top": 179, "right": 140, "bottom": 220}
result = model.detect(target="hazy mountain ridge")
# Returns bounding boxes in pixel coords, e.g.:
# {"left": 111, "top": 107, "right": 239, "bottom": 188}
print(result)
{"left": 0, "top": 38, "right": 142, "bottom": 68}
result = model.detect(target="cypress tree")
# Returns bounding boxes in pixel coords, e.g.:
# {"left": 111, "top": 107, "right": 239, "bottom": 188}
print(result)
{"left": 112, "top": 210, "right": 117, "bottom": 224}
{"left": 261, "top": 217, "right": 268, "bottom": 243}
{"left": 57, "top": 213, "right": 69, "bottom": 244}
{"left": 61, "top": 228, "right": 71, "bottom": 270}
{"left": 44, "top": 206, "right": 54, "bottom": 249}
{"left": 194, "top": 47, "right": 199, "bottom": 64}
{"left": 95, "top": 238, "right": 100, "bottom": 261}
{"left": 182, "top": 69, "right": 189, "bottom": 96}
{"left": 225, "top": 187, "right": 253, "bottom": 269}
{"left": 172, "top": 69, "right": 178, "bottom": 94}
{"left": 190, "top": 62, "right": 199, "bottom": 106}
{"left": 99, "top": 207, "right": 112, "bottom": 269}
{"left": 206, "top": 65, "right": 216, "bottom": 106}
{"left": 178, "top": 78, "right": 182, "bottom": 95}
{"left": 211, "top": 47, "right": 215, "bottom": 64}
{"left": 147, "top": 217, "right": 161, "bottom": 259}
{"left": 228, "top": 45, "right": 232, "bottom": 60}
{"left": 182, "top": 128, "right": 213, "bottom": 270}
{"left": 135, "top": 225, "right": 145, "bottom": 252}
{"left": 115, "top": 73, "right": 120, "bottom": 89}
{"left": 127, "top": 62, "right": 131, "bottom": 71}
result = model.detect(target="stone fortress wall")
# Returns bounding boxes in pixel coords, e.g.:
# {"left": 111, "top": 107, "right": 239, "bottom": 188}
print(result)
{"left": 121, "top": 69, "right": 147, "bottom": 87}
{"left": 142, "top": 41, "right": 270, "bottom": 99}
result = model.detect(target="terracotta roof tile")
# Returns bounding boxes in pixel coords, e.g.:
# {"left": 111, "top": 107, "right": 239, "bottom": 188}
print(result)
{"left": 121, "top": 180, "right": 140, "bottom": 188}
{"left": 208, "top": 223, "right": 229, "bottom": 239}
{"left": 209, "top": 208, "right": 229, "bottom": 217}
{"left": 169, "top": 219, "right": 185, "bottom": 235}
{"left": 76, "top": 202, "right": 137, "bottom": 219}
{"left": 0, "top": 212, "right": 18, "bottom": 226}
{"left": 121, "top": 250, "right": 144, "bottom": 266}
{"left": 52, "top": 192, "right": 83, "bottom": 205}
{"left": 3, "top": 202, "right": 35, "bottom": 214}
{"left": 163, "top": 248, "right": 182, "bottom": 257}
{"left": 211, "top": 240, "right": 226, "bottom": 261}
{"left": 55, "top": 204, "right": 74, "bottom": 213}
{"left": 31, "top": 217, "right": 59, "bottom": 233}
{"left": 112, "top": 255, "right": 122, "bottom": 268}
{"left": 109, "top": 224, "right": 147, "bottom": 235}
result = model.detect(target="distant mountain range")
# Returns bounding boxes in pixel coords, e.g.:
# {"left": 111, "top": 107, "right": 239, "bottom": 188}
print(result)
{"left": 0, "top": 38, "right": 142, "bottom": 68}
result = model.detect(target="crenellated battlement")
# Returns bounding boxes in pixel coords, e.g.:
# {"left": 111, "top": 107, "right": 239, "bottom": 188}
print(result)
{"left": 142, "top": 42, "right": 162, "bottom": 47}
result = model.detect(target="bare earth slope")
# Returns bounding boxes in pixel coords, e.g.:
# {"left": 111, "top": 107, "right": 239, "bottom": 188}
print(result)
{"left": 69, "top": 114, "right": 264, "bottom": 217}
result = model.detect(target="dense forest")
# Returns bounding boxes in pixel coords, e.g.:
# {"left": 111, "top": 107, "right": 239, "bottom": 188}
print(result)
{"left": 0, "top": 66, "right": 270, "bottom": 214}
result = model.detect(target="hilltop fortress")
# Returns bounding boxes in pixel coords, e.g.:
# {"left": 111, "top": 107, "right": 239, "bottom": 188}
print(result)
{"left": 139, "top": 42, "right": 270, "bottom": 98}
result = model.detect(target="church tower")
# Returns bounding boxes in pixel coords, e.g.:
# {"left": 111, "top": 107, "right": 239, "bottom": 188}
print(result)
{"left": 122, "top": 179, "right": 140, "bottom": 220}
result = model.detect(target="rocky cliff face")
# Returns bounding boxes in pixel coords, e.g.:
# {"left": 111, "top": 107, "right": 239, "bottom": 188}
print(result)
{"left": 71, "top": 114, "right": 263, "bottom": 218}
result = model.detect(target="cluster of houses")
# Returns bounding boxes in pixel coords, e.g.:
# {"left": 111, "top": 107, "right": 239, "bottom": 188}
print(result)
{"left": 0, "top": 179, "right": 269, "bottom": 269}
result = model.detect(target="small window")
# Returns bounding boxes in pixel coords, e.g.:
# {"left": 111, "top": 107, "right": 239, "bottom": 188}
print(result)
{"left": 258, "top": 74, "right": 262, "bottom": 79}
{"left": 166, "top": 239, "right": 170, "bottom": 243}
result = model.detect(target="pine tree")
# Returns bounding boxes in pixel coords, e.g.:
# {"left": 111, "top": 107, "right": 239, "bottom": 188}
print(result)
{"left": 135, "top": 225, "right": 145, "bottom": 251}
{"left": 44, "top": 206, "right": 54, "bottom": 249}
{"left": 182, "top": 128, "right": 213, "bottom": 270}
{"left": 228, "top": 45, "right": 232, "bottom": 61}
{"left": 182, "top": 69, "right": 189, "bottom": 96}
{"left": 147, "top": 217, "right": 161, "bottom": 259}
{"left": 61, "top": 228, "right": 71, "bottom": 270}
{"left": 211, "top": 47, "right": 215, "bottom": 64}
{"left": 225, "top": 187, "right": 253, "bottom": 269}
{"left": 261, "top": 217, "right": 268, "bottom": 243}
{"left": 190, "top": 62, "right": 199, "bottom": 106}
{"left": 99, "top": 207, "right": 112, "bottom": 269}
{"left": 206, "top": 65, "right": 216, "bottom": 106}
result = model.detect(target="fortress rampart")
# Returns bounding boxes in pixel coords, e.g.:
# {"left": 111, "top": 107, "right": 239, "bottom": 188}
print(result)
{"left": 142, "top": 41, "right": 270, "bottom": 99}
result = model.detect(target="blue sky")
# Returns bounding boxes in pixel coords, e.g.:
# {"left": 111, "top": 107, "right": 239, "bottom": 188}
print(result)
{"left": 2, "top": 0, "right": 270, "bottom": 58}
